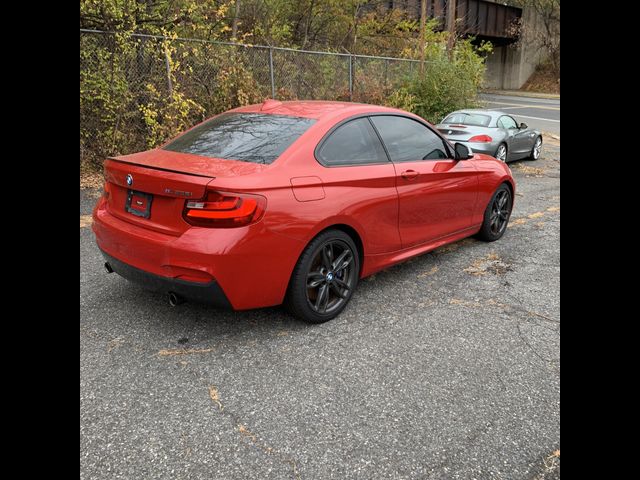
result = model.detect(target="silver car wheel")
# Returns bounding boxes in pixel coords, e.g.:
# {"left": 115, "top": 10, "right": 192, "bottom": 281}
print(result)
{"left": 532, "top": 137, "right": 542, "bottom": 160}
{"left": 496, "top": 144, "right": 507, "bottom": 162}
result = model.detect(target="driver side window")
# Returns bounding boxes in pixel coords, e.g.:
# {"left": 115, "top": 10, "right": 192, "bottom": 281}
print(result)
{"left": 370, "top": 115, "right": 450, "bottom": 162}
{"left": 498, "top": 116, "right": 518, "bottom": 129}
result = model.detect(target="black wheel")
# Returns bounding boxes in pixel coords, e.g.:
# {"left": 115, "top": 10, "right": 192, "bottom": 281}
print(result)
{"left": 476, "top": 184, "right": 513, "bottom": 242}
{"left": 285, "top": 229, "right": 359, "bottom": 323}
{"left": 528, "top": 136, "right": 542, "bottom": 160}
{"left": 495, "top": 143, "right": 508, "bottom": 162}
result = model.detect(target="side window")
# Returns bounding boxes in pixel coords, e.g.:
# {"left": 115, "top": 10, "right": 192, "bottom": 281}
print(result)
{"left": 499, "top": 116, "right": 518, "bottom": 129}
{"left": 316, "top": 118, "right": 388, "bottom": 165}
{"left": 370, "top": 115, "right": 450, "bottom": 162}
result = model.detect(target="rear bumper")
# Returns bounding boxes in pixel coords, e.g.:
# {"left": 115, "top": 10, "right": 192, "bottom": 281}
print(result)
{"left": 92, "top": 196, "right": 305, "bottom": 310}
{"left": 101, "top": 249, "right": 232, "bottom": 308}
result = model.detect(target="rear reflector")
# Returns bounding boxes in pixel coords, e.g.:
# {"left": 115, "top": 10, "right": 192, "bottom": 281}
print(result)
{"left": 183, "top": 190, "right": 266, "bottom": 228}
{"left": 468, "top": 135, "right": 493, "bottom": 143}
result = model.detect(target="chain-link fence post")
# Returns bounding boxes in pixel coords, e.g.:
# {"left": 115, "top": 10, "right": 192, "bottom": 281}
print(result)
{"left": 269, "top": 47, "right": 276, "bottom": 99}
{"left": 348, "top": 55, "right": 353, "bottom": 101}
{"left": 164, "top": 46, "right": 173, "bottom": 95}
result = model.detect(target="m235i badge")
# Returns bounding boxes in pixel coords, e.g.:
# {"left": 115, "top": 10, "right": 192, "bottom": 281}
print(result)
{"left": 164, "top": 188, "right": 193, "bottom": 197}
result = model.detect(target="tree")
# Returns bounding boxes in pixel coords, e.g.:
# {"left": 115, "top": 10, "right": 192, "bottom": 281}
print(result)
{"left": 510, "top": 0, "right": 560, "bottom": 76}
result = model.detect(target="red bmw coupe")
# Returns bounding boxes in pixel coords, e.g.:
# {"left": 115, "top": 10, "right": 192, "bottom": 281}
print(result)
{"left": 93, "top": 100, "right": 515, "bottom": 323}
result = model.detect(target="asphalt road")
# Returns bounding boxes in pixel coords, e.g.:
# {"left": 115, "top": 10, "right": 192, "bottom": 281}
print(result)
{"left": 479, "top": 94, "right": 560, "bottom": 136}
{"left": 81, "top": 144, "right": 560, "bottom": 479}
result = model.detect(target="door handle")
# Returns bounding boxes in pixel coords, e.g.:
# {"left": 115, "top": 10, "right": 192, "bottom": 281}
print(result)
{"left": 401, "top": 169, "right": 419, "bottom": 180}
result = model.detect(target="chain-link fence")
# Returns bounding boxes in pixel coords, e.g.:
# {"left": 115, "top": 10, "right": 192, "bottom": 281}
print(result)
{"left": 80, "top": 29, "right": 421, "bottom": 167}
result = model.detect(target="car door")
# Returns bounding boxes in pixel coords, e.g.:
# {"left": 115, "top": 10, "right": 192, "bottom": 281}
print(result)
{"left": 498, "top": 115, "right": 530, "bottom": 159}
{"left": 370, "top": 115, "right": 479, "bottom": 249}
{"left": 315, "top": 117, "right": 402, "bottom": 253}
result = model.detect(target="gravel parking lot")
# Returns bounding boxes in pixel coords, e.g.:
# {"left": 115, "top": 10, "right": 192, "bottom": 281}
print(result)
{"left": 80, "top": 139, "right": 560, "bottom": 479}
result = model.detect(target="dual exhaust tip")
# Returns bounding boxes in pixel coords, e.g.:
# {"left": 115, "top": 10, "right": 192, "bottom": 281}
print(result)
{"left": 104, "top": 262, "right": 185, "bottom": 307}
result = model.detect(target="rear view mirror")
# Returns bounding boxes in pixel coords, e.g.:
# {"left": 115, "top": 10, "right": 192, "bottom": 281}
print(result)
{"left": 519, "top": 122, "right": 528, "bottom": 129}
{"left": 454, "top": 142, "right": 474, "bottom": 160}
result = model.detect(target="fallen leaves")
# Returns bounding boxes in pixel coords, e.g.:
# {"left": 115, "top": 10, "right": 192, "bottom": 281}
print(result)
{"left": 509, "top": 205, "right": 559, "bottom": 229}
{"left": 158, "top": 347, "right": 214, "bottom": 356}
{"left": 542, "top": 132, "right": 560, "bottom": 146}
{"left": 209, "top": 385, "right": 224, "bottom": 411}
{"left": 449, "top": 298, "right": 507, "bottom": 308}
{"left": 80, "top": 215, "right": 93, "bottom": 228}
{"left": 515, "top": 164, "right": 546, "bottom": 177}
{"left": 508, "top": 218, "right": 527, "bottom": 228}
{"left": 543, "top": 449, "right": 561, "bottom": 471}
{"left": 463, "top": 253, "right": 512, "bottom": 276}
{"left": 417, "top": 265, "right": 439, "bottom": 278}
{"left": 107, "top": 337, "right": 125, "bottom": 353}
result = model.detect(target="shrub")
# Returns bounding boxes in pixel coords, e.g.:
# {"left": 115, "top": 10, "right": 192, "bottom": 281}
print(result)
{"left": 388, "top": 37, "right": 492, "bottom": 123}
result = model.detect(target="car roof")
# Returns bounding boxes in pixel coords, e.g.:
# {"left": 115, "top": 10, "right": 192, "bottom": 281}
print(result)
{"left": 447, "top": 109, "right": 513, "bottom": 119}
{"left": 232, "top": 100, "right": 409, "bottom": 120}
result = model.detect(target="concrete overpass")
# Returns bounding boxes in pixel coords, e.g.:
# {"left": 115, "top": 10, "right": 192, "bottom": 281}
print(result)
{"left": 390, "top": 0, "right": 542, "bottom": 89}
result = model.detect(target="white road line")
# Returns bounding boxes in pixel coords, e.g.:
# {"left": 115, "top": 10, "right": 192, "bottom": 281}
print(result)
{"left": 484, "top": 100, "right": 560, "bottom": 111}
{"left": 514, "top": 114, "right": 560, "bottom": 123}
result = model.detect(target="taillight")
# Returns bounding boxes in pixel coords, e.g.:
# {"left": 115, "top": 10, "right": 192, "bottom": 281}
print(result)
{"left": 183, "top": 190, "right": 266, "bottom": 228}
{"left": 468, "top": 135, "right": 493, "bottom": 143}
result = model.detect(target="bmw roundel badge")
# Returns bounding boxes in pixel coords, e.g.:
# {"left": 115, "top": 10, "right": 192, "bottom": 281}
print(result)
{"left": 126, "top": 174, "right": 133, "bottom": 186}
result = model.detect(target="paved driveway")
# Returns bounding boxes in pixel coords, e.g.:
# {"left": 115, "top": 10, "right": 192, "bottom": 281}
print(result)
{"left": 81, "top": 140, "right": 560, "bottom": 479}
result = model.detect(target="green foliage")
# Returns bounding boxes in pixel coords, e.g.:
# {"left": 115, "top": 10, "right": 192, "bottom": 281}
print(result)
{"left": 80, "top": 1, "right": 493, "bottom": 169}
{"left": 391, "top": 37, "right": 492, "bottom": 124}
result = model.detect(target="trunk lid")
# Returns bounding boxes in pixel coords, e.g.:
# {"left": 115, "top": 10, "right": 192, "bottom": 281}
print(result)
{"left": 436, "top": 124, "right": 492, "bottom": 142}
{"left": 103, "top": 150, "right": 267, "bottom": 236}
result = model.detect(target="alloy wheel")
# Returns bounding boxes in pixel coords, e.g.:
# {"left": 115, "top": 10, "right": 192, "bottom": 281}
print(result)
{"left": 496, "top": 144, "right": 507, "bottom": 162}
{"left": 490, "top": 189, "right": 512, "bottom": 235}
{"left": 533, "top": 138, "right": 542, "bottom": 160}
{"left": 306, "top": 240, "right": 356, "bottom": 314}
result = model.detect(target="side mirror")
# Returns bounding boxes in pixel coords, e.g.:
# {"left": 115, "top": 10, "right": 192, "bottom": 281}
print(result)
{"left": 454, "top": 142, "right": 474, "bottom": 160}
{"left": 519, "top": 122, "right": 528, "bottom": 129}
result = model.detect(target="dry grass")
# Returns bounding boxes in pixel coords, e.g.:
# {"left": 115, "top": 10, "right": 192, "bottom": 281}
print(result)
{"left": 528, "top": 212, "right": 545, "bottom": 219}
{"left": 464, "top": 253, "right": 512, "bottom": 276}
{"left": 546, "top": 206, "right": 560, "bottom": 212}
{"left": 80, "top": 215, "right": 93, "bottom": 228}
{"left": 158, "top": 347, "right": 214, "bottom": 356}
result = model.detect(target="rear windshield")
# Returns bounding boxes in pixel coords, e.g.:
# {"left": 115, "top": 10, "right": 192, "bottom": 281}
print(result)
{"left": 442, "top": 113, "right": 491, "bottom": 127}
{"left": 163, "top": 113, "right": 316, "bottom": 164}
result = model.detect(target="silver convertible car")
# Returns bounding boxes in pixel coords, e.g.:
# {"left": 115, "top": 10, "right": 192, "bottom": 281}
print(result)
{"left": 436, "top": 109, "right": 542, "bottom": 163}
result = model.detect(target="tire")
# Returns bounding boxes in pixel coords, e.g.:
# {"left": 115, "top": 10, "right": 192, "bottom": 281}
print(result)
{"left": 476, "top": 184, "right": 513, "bottom": 242}
{"left": 528, "top": 136, "right": 542, "bottom": 160}
{"left": 285, "top": 229, "right": 360, "bottom": 323}
{"left": 495, "top": 143, "right": 508, "bottom": 162}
